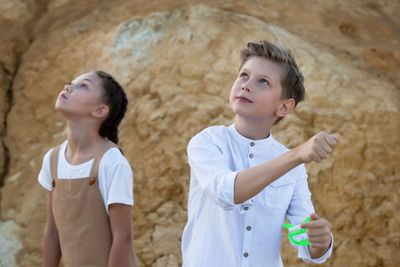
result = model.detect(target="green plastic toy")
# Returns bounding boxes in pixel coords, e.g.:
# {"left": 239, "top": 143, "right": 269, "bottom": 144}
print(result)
{"left": 282, "top": 217, "right": 311, "bottom": 246}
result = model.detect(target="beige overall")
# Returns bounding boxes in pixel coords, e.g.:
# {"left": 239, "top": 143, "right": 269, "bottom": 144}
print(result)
{"left": 50, "top": 143, "right": 134, "bottom": 267}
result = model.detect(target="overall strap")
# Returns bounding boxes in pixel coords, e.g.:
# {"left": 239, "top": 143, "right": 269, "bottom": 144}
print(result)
{"left": 50, "top": 146, "right": 61, "bottom": 188}
{"left": 88, "top": 142, "right": 119, "bottom": 179}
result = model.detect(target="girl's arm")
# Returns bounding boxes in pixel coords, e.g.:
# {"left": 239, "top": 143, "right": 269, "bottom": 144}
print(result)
{"left": 42, "top": 191, "right": 61, "bottom": 267}
{"left": 108, "top": 203, "right": 138, "bottom": 267}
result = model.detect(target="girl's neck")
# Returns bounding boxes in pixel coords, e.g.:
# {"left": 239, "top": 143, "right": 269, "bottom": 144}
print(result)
{"left": 66, "top": 120, "right": 104, "bottom": 155}
{"left": 234, "top": 115, "right": 274, "bottom": 140}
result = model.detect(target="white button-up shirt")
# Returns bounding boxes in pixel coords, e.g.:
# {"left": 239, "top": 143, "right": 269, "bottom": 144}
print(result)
{"left": 181, "top": 125, "right": 332, "bottom": 267}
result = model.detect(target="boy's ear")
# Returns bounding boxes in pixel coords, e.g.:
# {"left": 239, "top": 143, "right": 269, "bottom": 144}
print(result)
{"left": 91, "top": 104, "right": 109, "bottom": 119}
{"left": 276, "top": 98, "right": 295, "bottom": 118}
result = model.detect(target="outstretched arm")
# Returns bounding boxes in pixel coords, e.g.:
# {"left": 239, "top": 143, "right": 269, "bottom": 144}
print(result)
{"left": 234, "top": 132, "right": 337, "bottom": 204}
{"left": 42, "top": 191, "right": 61, "bottom": 267}
{"left": 108, "top": 203, "right": 139, "bottom": 267}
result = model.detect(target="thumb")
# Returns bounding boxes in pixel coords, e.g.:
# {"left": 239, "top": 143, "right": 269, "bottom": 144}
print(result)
{"left": 331, "top": 135, "right": 338, "bottom": 143}
{"left": 310, "top": 213, "right": 319, "bottom": 221}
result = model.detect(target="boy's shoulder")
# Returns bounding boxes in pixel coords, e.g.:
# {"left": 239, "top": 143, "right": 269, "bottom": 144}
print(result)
{"left": 200, "top": 125, "right": 230, "bottom": 135}
{"left": 192, "top": 125, "right": 231, "bottom": 142}
{"left": 192, "top": 125, "right": 289, "bottom": 150}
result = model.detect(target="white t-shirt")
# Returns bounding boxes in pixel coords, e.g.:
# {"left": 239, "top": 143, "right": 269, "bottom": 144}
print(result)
{"left": 181, "top": 124, "right": 333, "bottom": 267}
{"left": 38, "top": 140, "right": 134, "bottom": 214}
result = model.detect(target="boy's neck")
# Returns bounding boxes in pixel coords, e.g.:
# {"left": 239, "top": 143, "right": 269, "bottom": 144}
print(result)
{"left": 234, "top": 116, "right": 274, "bottom": 140}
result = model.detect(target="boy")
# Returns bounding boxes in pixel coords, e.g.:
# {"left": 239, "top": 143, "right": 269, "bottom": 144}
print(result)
{"left": 181, "top": 40, "right": 336, "bottom": 266}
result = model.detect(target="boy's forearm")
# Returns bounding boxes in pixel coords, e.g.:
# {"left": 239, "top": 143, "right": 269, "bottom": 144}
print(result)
{"left": 234, "top": 148, "right": 303, "bottom": 204}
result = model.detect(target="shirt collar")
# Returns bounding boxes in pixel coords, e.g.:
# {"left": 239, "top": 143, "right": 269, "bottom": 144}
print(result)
{"left": 229, "top": 124, "right": 274, "bottom": 148}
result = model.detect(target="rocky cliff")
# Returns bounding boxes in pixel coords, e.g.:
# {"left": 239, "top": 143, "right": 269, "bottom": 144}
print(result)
{"left": 0, "top": 0, "right": 399, "bottom": 266}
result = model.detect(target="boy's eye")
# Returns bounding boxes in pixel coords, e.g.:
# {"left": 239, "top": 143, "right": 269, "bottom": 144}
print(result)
{"left": 79, "top": 83, "right": 87, "bottom": 88}
{"left": 260, "top": 79, "right": 269, "bottom": 86}
{"left": 240, "top": 73, "right": 249, "bottom": 79}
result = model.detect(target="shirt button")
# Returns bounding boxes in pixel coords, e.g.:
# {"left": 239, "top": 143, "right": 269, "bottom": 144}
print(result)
{"left": 243, "top": 206, "right": 249, "bottom": 211}
{"left": 246, "top": 226, "right": 251, "bottom": 231}
{"left": 244, "top": 252, "right": 249, "bottom": 257}
{"left": 249, "top": 153, "right": 254, "bottom": 158}
{"left": 250, "top": 142, "right": 255, "bottom": 146}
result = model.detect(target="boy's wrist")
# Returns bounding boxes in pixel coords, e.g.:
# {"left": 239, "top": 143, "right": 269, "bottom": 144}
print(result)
{"left": 309, "top": 237, "right": 332, "bottom": 259}
{"left": 289, "top": 146, "right": 305, "bottom": 166}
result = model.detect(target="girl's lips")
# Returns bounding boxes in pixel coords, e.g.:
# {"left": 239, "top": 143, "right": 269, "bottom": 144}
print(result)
{"left": 237, "top": 96, "right": 252, "bottom": 103}
{"left": 60, "top": 93, "right": 67, "bottom": 99}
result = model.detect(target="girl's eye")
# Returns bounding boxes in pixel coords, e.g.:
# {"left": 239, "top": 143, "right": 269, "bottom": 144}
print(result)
{"left": 79, "top": 83, "right": 87, "bottom": 88}
{"left": 240, "top": 73, "right": 249, "bottom": 79}
{"left": 260, "top": 79, "right": 269, "bottom": 86}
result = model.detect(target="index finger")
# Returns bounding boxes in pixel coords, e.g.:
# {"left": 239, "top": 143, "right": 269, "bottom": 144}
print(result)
{"left": 301, "top": 220, "right": 327, "bottom": 229}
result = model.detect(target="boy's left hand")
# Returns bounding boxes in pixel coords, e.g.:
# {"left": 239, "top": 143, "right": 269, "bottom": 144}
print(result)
{"left": 300, "top": 213, "right": 332, "bottom": 258}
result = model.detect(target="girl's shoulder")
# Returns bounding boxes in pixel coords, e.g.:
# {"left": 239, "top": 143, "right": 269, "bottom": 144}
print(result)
{"left": 42, "top": 140, "right": 68, "bottom": 163}
{"left": 98, "top": 147, "right": 133, "bottom": 180}
{"left": 100, "top": 146, "right": 131, "bottom": 168}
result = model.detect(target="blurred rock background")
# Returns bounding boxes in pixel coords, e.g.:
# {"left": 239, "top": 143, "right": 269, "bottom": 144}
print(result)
{"left": 0, "top": 0, "right": 399, "bottom": 266}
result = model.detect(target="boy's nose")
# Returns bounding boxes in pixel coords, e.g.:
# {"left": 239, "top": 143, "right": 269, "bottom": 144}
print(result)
{"left": 241, "top": 79, "right": 252, "bottom": 92}
{"left": 241, "top": 86, "right": 250, "bottom": 92}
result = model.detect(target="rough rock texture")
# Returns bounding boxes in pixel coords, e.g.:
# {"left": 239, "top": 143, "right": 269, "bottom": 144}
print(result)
{"left": 0, "top": 0, "right": 399, "bottom": 266}
{"left": 0, "top": 220, "right": 22, "bottom": 267}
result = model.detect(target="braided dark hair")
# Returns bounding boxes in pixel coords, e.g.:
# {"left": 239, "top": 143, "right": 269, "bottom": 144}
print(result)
{"left": 95, "top": 70, "right": 127, "bottom": 144}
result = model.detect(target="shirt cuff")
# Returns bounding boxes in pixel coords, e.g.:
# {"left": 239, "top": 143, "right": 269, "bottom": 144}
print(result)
{"left": 215, "top": 170, "right": 238, "bottom": 208}
{"left": 107, "top": 198, "right": 134, "bottom": 207}
{"left": 298, "top": 233, "right": 333, "bottom": 264}
{"left": 38, "top": 177, "right": 52, "bottom": 191}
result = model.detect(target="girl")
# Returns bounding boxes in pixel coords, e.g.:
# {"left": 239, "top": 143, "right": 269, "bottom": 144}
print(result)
{"left": 38, "top": 70, "right": 138, "bottom": 267}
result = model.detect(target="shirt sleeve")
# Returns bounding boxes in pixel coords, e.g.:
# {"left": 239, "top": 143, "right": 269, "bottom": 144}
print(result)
{"left": 286, "top": 167, "right": 333, "bottom": 263}
{"left": 104, "top": 152, "right": 134, "bottom": 207}
{"left": 37, "top": 148, "right": 53, "bottom": 191}
{"left": 188, "top": 131, "right": 245, "bottom": 209}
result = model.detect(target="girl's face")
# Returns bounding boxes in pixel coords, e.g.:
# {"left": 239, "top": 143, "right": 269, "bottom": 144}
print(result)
{"left": 55, "top": 72, "right": 105, "bottom": 119}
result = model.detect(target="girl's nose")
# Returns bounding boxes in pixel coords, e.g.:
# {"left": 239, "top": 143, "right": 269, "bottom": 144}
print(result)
{"left": 64, "top": 84, "right": 72, "bottom": 93}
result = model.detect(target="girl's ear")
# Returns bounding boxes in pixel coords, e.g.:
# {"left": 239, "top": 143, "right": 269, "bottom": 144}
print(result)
{"left": 276, "top": 98, "right": 295, "bottom": 118}
{"left": 91, "top": 104, "right": 109, "bottom": 119}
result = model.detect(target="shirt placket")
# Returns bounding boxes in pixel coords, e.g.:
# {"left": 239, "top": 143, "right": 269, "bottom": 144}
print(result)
{"left": 240, "top": 200, "right": 254, "bottom": 267}
{"left": 240, "top": 141, "right": 256, "bottom": 267}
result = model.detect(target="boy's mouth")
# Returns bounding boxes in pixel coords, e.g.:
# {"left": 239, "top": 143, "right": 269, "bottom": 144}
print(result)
{"left": 60, "top": 93, "right": 68, "bottom": 99}
{"left": 237, "top": 95, "right": 252, "bottom": 103}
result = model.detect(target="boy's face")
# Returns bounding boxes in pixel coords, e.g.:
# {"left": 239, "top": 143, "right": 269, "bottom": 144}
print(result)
{"left": 229, "top": 56, "right": 285, "bottom": 122}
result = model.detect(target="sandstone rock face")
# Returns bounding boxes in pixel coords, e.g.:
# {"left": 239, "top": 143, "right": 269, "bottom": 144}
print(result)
{"left": 0, "top": 0, "right": 399, "bottom": 266}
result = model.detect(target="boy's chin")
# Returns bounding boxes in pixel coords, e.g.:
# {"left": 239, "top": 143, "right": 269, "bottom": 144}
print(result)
{"left": 231, "top": 106, "right": 253, "bottom": 118}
